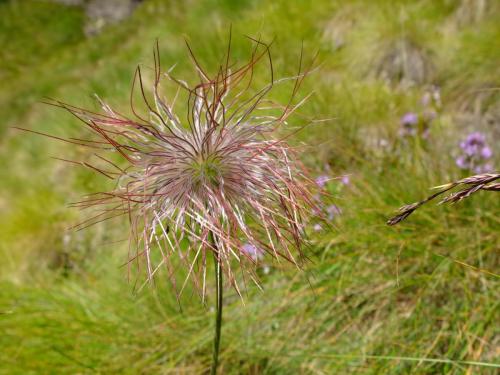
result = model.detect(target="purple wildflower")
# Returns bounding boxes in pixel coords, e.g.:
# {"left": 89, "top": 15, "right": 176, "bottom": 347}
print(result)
{"left": 315, "top": 175, "right": 330, "bottom": 188}
{"left": 460, "top": 132, "right": 487, "bottom": 156}
{"left": 341, "top": 175, "right": 350, "bottom": 185}
{"left": 241, "top": 243, "right": 264, "bottom": 261}
{"left": 313, "top": 223, "right": 322, "bottom": 232}
{"left": 455, "top": 156, "right": 469, "bottom": 169}
{"left": 474, "top": 163, "right": 494, "bottom": 174}
{"left": 484, "top": 163, "right": 494, "bottom": 172}
{"left": 481, "top": 146, "right": 492, "bottom": 159}
{"left": 399, "top": 112, "right": 418, "bottom": 137}
{"left": 401, "top": 112, "right": 418, "bottom": 126}
{"left": 456, "top": 132, "right": 494, "bottom": 173}
{"left": 326, "top": 204, "right": 342, "bottom": 220}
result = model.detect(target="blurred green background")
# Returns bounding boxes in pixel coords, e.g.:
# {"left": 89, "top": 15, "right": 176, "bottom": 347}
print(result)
{"left": 0, "top": 0, "right": 499, "bottom": 373}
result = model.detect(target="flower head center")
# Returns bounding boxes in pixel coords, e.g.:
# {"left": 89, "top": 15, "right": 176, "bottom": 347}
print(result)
{"left": 190, "top": 154, "right": 224, "bottom": 189}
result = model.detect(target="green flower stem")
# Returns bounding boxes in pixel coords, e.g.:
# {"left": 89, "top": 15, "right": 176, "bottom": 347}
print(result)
{"left": 210, "top": 235, "right": 223, "bottom": 375}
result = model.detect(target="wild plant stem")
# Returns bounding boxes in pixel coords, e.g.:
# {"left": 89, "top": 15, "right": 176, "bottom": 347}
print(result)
{"left": 210, "top": 238, "right": 223, "bottom": 375}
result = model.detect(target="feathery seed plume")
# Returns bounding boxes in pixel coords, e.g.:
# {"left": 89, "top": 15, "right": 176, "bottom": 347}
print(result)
{"left": 30, "top": 37, "right": 319, "bottom": 298}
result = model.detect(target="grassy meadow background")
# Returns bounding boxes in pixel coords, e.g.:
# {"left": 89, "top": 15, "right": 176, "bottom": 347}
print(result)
{"left": 0, "top": 0, "right": 499, "bottom": 373}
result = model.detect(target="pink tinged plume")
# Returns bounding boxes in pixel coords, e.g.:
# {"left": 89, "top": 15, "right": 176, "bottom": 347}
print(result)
{"left": 30, "top": 38, "right": 319, "bottom": 299}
